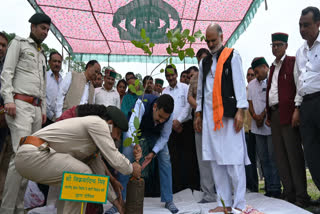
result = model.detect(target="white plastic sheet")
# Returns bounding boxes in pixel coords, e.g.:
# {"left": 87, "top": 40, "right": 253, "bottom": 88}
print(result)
{"left": 28, "top": 188, "right": 312, "bottom": 214}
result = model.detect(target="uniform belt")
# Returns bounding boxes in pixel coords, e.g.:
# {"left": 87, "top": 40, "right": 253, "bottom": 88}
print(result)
{"left": 270, "top": 104, "right": 279, "bottom": 111}
{"left": 14, "top": 94, "right": 42, "bottom": 107}
{"left": 20, "top": 136, "right": 45, "bottom": 147}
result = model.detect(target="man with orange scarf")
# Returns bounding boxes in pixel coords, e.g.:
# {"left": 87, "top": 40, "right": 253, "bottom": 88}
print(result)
{"left": 194, "top": 24, "right": 250, "bottom": 213}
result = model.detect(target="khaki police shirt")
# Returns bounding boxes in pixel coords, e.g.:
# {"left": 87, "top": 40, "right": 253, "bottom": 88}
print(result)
{"left": 33, "top": 115, "right": 133, "bottom": 175}
{"left": 1, "top": 36, "right": 46, "bottom": 112}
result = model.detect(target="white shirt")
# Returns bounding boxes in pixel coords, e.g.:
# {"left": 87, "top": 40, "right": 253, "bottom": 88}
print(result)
{"left": 162, "top": 82, "right": 190, "bottom": 123}
{"left": 46, "top": 70, "right": 63, "bottom": 120}
{"left": 295, "top": 32, "right": 320, "bottom": 98}
{"left": 248, "top": 78, "right": 271, "bottom": 136}
{"left": 125, "top": 99, "right": 173, "bottom": 154}
{"left": 268, "top": 55, "right": 286, "bottom": 106}
{"left": 55, "top": 71, "right": 94, "bottom": 118}
{"left": 95, "top": 87, "right": 120, "bottom": 109}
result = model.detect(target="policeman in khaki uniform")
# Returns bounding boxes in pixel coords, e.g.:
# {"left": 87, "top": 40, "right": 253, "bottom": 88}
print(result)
{"left": 0, "top": 13, "right": 50, "bottom": 214}
{"left": 15, "top": 106, "right": 141, "bottom": 214}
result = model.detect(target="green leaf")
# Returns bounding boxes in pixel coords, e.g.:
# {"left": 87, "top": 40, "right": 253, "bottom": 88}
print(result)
{"left": 200, "top": 35, "right": 206, "bottom": 42}
{"left": 131, "top": 40, "right": 143, "bottom": 48}
{"left": 134, "top": 116, "right": 140, "bottom": 130}
{"left": 178, "top": 51, "right": 185, "bottom": 61}
{"left": 140, "top": 28, "right": 146, "bottom": 39}
{"left": 185, "top": 48, "right": 195, "bottom": 58}
{"left": 171, "top": 63, "right": 176, "bottom": 69}
{"left": 129, "top": 84, "right": 137, "bottom": 94}
{"left": 123, "top": 137, "right": 133, "bottom": 147}
{"left": 143, "top": 99, "right": 148, "bottom": 102}
{"left": 187, "top": 36, "right": 196, "bottom": 43}
{"left": 178, "top": 40, "right": 186, "bottom": 48}
{"left": 131, "top": 108, "right": 135, "bottom": 112}
{"left": 182, "top": 29, "right": 190, "bottom": 37}
{"left": 136, "top": 90, "right": 143, "bottom": 96}
{"left": 167, "top": 30, "right": 173, "bottom": 40}
{"left": 145, "top": 37, "right": 150, "bottom": 43}
{"left": 134, "top": 79, "right": 140, "bottom": 87}
{"left": 194, "top": 30, "right": 203, "bottom": 38}
{"left": 171, "top": 37, "right": 178, "bottom": 45}
{"left": 166, "top": 67, "right": 174, "bottom": 74}
{"left": 169, "top": 57, "right": 173, "bottom": 64}
{"left": 149, "top": 42, "right": 155, "bottom": 48}
{"left": 173, "top": 28, "right": 181, "bottom": 36}
{"left": 166, "top": 47, "right": 172, "bottom": 55}
{"left": 134, "top": 136, "right": 139, "bottom": 144}
{"left": 160, "top": 68, "right": 165, "bottom": 73}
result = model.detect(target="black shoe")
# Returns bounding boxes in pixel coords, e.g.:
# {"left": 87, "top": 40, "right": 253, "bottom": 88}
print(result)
{"left": 307, "top": 198, "right": 320, "bottom": 206}
{"left": 265, "top": 191, "right": 281, "bottom": 199}
{"left": 313, "top": 207, "right": 320, "bottom": 214}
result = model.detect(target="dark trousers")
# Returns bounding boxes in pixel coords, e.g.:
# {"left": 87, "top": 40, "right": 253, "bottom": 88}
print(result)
{"left": 255, "top": 134, "right": 281, "bottom": 194}
{"left": 300, "top": 95, "right": 320, "bottom": 191}
{"left": 271, "top": 108, "right": 308, "bottom": 203}
{"left": 245, "top": 131, "right": 258, "bottom": 192}
{"left": 168, "top": 120, "right": 200, "bottom": 193}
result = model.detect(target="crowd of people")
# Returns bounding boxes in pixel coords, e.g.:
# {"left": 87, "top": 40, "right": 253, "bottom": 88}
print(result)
{"left": 0, "top": 5, "right": 319, "bottom": 214}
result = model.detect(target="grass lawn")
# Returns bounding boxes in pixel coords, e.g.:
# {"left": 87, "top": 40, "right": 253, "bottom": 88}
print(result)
{"left": 258, "top": 169, "right": 320, "bottom": 213}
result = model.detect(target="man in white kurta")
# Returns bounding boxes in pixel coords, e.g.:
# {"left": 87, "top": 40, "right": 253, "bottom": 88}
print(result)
{"left": 195, "top": 24, "right": 249, "bottom": 212}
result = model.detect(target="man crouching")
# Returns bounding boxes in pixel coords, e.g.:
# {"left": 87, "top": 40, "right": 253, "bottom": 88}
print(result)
{"left": 14, "top": 106, "right": 140, "bottom": 214}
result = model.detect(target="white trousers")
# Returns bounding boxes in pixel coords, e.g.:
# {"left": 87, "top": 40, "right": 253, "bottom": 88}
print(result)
{"left": 210, "top": 161, "right": 246, "bottom": 210}
{"left": 195, "top": 132, "right": 216, "bottom": 202}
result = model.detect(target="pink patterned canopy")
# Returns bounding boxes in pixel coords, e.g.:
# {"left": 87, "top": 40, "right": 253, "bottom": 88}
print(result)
{"left": 28, "top": 0, "right": 263, "bottom": 60}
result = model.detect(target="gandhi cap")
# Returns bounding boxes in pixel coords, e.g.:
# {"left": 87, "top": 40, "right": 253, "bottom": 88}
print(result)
{"left": 109, "top": 70, "right": 117, "bottom": 79}
{"left": 106, "top": 106, "right": 128, "bottom": 131}
{"left": 251, "top": 57, "right": 269, "bottom": 70}
{"left": 155, "top": 78, "right": 164, "bottom": 86}
{"left": 272, "top": 32, "right": 288, "bottom": 43}
{"left": 29, "top": 13, "right": 51, "bottom": 25}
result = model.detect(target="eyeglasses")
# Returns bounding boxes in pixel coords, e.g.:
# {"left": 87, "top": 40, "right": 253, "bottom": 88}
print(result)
{"left": 270, "top": 43, "right": 285, "bottom": 48}
{"left": 247, "top": 73, "right": 255, "bottom": 77}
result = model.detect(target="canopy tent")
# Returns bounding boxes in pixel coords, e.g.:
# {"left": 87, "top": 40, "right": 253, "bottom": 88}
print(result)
{"left": 27, "top": 0, "right": 264, "bottom": 63}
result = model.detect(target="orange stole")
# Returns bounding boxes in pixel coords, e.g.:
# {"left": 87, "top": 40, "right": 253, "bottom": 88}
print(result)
{"left": 212, "top": 47, "right": 234, "bottom": 131}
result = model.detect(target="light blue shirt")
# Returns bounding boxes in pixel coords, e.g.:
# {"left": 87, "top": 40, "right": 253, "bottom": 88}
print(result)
{"left": 46, "top": 70, "right": 62, "bottom": 120}
{"left": 125, "top": 98, "right": 173, "bottom": 154}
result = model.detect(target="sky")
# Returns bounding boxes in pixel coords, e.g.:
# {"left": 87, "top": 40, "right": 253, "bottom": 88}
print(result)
{"left": 1, "top": 0, "right": 319, "bottom": 86}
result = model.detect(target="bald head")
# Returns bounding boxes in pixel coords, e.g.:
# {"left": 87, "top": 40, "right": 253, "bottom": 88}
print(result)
{"left": 205, "top": 24, "right": 223, "bottom": 54}
{"left": 206, "top": 23, "right": 223, "bottom": 35}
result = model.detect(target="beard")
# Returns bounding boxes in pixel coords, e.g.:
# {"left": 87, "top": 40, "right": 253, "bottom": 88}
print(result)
{"left": 209, "top": 43, "right": 223, "bottom": 54}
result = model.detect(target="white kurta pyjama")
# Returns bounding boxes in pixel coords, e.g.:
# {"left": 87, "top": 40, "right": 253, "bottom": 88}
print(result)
{"left": 195, "top": 50, "right": 250, "bottom": 210}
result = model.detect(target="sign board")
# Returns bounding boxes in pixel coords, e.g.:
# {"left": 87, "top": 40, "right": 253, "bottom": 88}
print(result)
{"left": 60, "top": 171, "right": 109, "bottom": 204}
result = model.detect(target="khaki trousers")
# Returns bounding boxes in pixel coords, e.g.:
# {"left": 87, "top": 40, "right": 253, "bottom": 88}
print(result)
{"left": 15, "top": 146, "right": 117, "bottom": 214}
{"left": 0, "top": 100, "right": 42, "bottom": 214}
{"left": 15, "top": 145, "right": 92, "bottom": 214}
